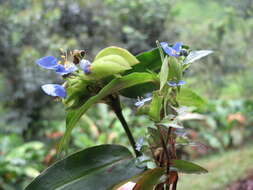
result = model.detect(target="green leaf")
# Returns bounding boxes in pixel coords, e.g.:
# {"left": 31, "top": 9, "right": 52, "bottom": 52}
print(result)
{"left": 168, "top": 57, "right": 182, "bottom": 82}
{"left": 130, "top": 48, "right": 162, "bottom": 73}
{"left": 183, "top": 50, "right": 213, "bottom": 65}
{"left": 177, "top": 88, "right": 206, "bottom": 108}
{"left": 159, "top": 56, "right": 169, "bottom": 91}
{"left": 133, "top": 168, "right": 165, "bottom": 190}
{"left": 149, "top": 91, "right": 163, "bottom": 122}
{"left": 59, "top": 73, "right": 158, "bottom": 153}
{"left": 94, "top": 46, "right": 139, "bottom": 66}
{"left": 156, "top": 121, "right": 183, "bottom": 129}
{"left": 25, "top": 145, "right": 145, "bottom": 190}
{"left": 172, "top": 159, "right": 208, "bottom": 174}
{"left": 119, "top": 72, "right": 159, "bottom": 98}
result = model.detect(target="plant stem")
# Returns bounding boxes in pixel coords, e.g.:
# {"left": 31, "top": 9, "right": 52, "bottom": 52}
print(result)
{"left": 157, "top": 125, "right": 170, "bottom": 166}
{"left": 108, "top": 95, "right": 141, "bottom": 157}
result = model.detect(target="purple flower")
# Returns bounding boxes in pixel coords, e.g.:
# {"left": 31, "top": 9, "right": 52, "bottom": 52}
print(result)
{"left": 80, "top": 59, "right": 91, "bottom": 74}
{"left": 41, "top": 84, "right": 66, "bottom": 98}
{"left": 160, "top": 42, "right": 182, "bottom": 57}
{"left": 134, "top": 97, "right": 152, "bottom": 107}
{"left": 36, "top": 56, "right": 77, "bottom": 75}
{"left": 167, "top": 80, "right": 186, "bottom": 87}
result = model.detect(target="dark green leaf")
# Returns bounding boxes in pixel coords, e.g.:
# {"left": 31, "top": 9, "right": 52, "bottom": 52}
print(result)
{"left": 172, "top": 159, "right": 208, "bottom": 174}
{"left": 25, "top": 145, "right": 145, "bottom": 190}
{"left": 119, "top": 72, "right": 159, "bottom": 98}
{"left": 129, "top": 48, "right": 162, "bottom": 73}
{"left": 177, "top": 88, "right": 206, "bottom": 108}
{"left": 133, "top": 168, "right": 165, "bottom": 190}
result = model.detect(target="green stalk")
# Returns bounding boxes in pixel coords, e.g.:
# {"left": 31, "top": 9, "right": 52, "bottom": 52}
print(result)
{"left": 108, "top": 95, "right": 141, "bottom": 157}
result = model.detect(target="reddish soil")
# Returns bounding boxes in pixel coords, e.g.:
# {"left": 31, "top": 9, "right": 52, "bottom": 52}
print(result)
{"left": 226, "top": 173, "right": 253, "bottom": 190}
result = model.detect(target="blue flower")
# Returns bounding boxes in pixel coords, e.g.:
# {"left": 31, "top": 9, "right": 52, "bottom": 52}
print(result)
{"left": 36, "top": 56, "right": 77, "bottom": 75}
{"left": 134, "top": 97, "right": 152, "bottom": 107}
{"left": 41, "top": 84, "right": 66, "bottom": 98}
{"left": 167, "top": 80, "right": 186, "bottom": 87}
{"left": 80, "top": 59, "right": 91, "bottom": 74}
{"left": 54, "top": 64, "right": 77, "bottom": 75}
{"left": 160, "top": 42, "right": 182, "bottom": 57}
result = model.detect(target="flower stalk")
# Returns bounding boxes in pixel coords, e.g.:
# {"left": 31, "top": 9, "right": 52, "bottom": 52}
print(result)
{"left": 108, "top": 95, "right": 142, "bottom": 157}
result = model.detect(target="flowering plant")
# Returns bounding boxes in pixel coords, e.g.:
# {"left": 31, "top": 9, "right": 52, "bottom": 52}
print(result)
{"left": 25, "top": 41, "right": 212, "bottom": 190}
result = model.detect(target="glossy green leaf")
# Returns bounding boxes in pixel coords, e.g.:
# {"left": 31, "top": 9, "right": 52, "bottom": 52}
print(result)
{"left": 149, "top": 91, "right": 163, "bottom": 122}
{"left": 172, "top": 159, "right": 208, "bottom": 174}
{"left": 183, "top": 50, "right": 213, "bottom": 65}
{"left": 25, "top": 145, "right": 145, "bottom": 190}
{"left": 118, "top": 72, "right": 159, "bottom": 98}
{"left": 59, "top": 72, "right": 158, "bottom": 152}
{"left": 159, "top": 56, "right": 169, "bottom": 91}
{"left": 129, "top": 48, "right": 162, "bottom": 73}
{"left": 94, "top": 46, "right": 139, "bottom": 66}
{"left": 133, "top": 168, "right": 165, "bottom": 190}
{"left": 177, "top": 88, "right": 206, "bottom": 108}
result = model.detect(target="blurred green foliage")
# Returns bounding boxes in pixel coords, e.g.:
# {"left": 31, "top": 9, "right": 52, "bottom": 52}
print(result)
{"left": 0, "top": 0, "right": 253, "bottom": 189}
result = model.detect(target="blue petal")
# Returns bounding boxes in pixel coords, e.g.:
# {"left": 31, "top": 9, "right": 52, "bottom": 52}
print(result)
{"left": 134, "top": 97, "right": 152, "bottom": 107}
{"left": 41, "top": 84, "right": 66, "bottom": 98}
{"left": 160, "top": 42, "right": 168, "bottom": 49}
{"left": 177, "top": 80, "right": 186, "bottom": 86}
{"left": 80, "top": 59, "right": 91, "bottom": 74}
{"left": 134, "top": 100, "right": 144, "bottom": 107}
{"left": 36, "top": 56, "right": 58, "bottom": 69}
{"left": 172, "top": 42, "right": 183, "bottom": 53}
{"left": 54, "top": 65, "right": 77, "bottom": 75}
{"left": 167, "top": 81, "right": 177, "bottom": 87}
{"left": 142, "top": 97, "right": 152, "bottom": 103}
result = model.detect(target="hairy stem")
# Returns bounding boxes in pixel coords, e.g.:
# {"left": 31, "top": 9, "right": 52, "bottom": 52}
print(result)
{"left": 108, "top": 95, "right": 141, "bottom": 157}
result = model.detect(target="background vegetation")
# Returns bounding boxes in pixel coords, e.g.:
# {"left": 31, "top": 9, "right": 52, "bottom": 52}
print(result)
{"left": 0, "top": 0, "right": 253, "bottom": 189}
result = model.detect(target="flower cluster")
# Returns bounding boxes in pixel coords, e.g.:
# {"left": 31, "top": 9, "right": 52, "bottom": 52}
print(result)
{"left": 36, "top": 51, "right": 91, "bottom": 98}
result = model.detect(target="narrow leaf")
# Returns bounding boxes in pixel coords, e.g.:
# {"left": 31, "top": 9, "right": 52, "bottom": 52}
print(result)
{"left": 156, "top": 122, "right": 183, "bottom": 129}
{"left": 183, "top": 50, "right": 213, "bottom": 65}
{"left": 172, "top": 159, "right": 208, "bottom": 174}
{"left": 159, "top": 56, "right": 169, "bottom": 91}
{"left": 149, "top": 91, "right": 163, "bottom": 122}
{"left": 168, "top": 57, "right": 182, "bottom": 82}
